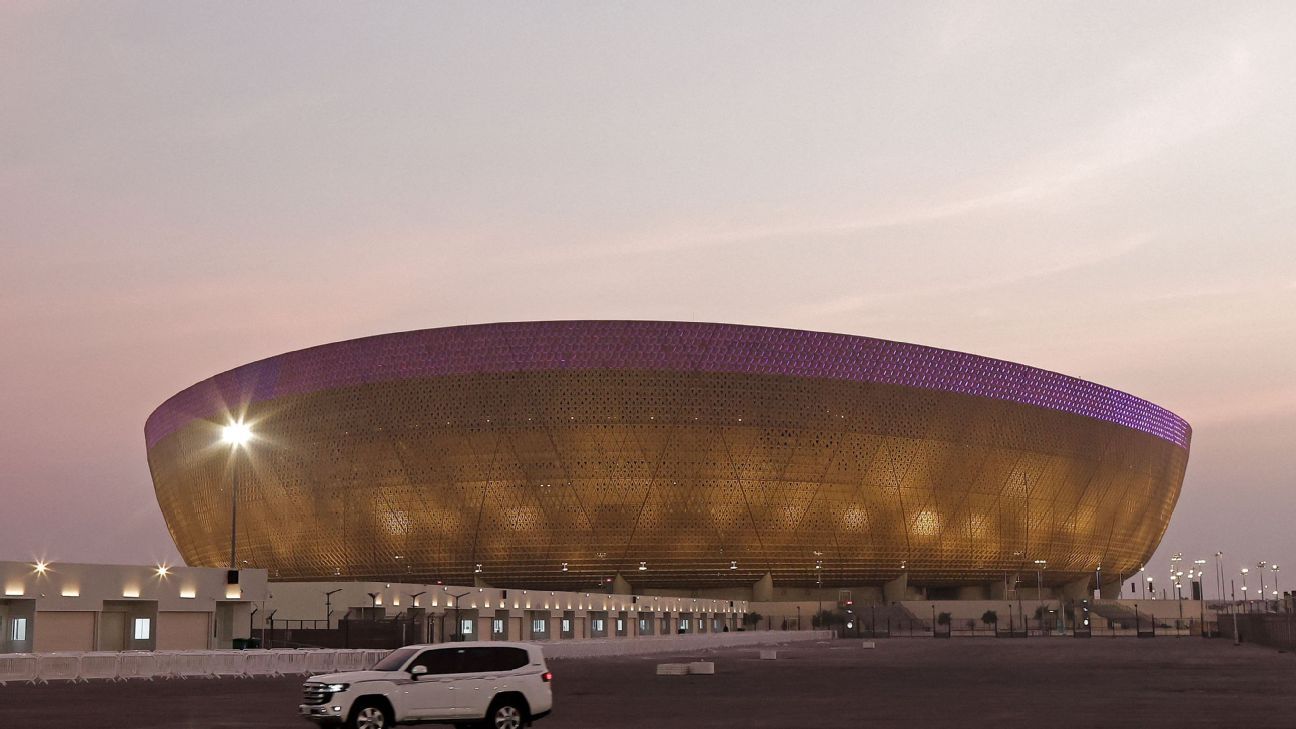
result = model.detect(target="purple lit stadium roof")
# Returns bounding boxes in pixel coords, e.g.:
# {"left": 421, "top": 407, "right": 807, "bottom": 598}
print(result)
{"left": 144, "top": 320, "right": 1191, "bottom": 449}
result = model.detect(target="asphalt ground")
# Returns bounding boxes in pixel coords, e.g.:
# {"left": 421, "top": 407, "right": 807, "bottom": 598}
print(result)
{"left": 2, "top": 638, "right": 1294, "bottom": 728}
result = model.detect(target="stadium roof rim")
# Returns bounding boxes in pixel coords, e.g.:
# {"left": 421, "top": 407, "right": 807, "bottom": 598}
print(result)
{"left": 144, "top": 320, "right": 1191, "bottom": 450}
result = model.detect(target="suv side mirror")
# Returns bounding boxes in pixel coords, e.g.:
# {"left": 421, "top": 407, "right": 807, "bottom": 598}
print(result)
{"left": 410, "top": 665, "right": 428, "bottom": 677}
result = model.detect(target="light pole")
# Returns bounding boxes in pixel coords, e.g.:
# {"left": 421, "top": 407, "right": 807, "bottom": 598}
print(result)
{"left": 324, "top": 589, "right": 342, "bottom": 626}
{"left": 1258, "top": 562, "right": 1268, "bottom": 613}
{"left": 221, "top": 421, "right": 253, "bottom": 578}
{"left": 1241, "top": 568, "right": 1249, "bottom": 613}
{"left": 1272, "top": 564, "right": 1281, "bottom": 607}
{"left": 1214, "top": 552, "right": 1224, "bottom": 601}
{"left": 1141, "top": 567, "right": 1147, "bottom": 600}
{"left": 1033, "top": 559, "right": 1046, "bottom": 633}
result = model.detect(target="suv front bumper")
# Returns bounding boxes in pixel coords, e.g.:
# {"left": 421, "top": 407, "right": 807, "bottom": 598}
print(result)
{"left": 299, "top": 704, "right": 345, "bottom": 725}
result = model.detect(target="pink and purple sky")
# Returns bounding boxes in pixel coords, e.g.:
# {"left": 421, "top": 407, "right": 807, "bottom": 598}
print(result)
{"left": 2, "top": 2, "right": 1293, "bottom": 596}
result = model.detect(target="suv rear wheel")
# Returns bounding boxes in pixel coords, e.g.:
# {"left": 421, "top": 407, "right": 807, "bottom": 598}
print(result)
{"left": 486, "top": 697, "right": 526, "bottom": 729}
{"left": 348, "top": 699, "right": 392, "bottom": 729}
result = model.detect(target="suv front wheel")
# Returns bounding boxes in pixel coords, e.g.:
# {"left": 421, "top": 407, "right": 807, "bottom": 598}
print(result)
{"left": 348, "top": 699, "right": 393, "bottom": 729}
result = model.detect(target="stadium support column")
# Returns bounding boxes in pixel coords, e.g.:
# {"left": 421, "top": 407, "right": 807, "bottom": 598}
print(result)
{"left": 883, "top": 572, "right": 909, "bottom": 603}
{"left": 612, "top": 573, "right": 632, "bottom": 596}
{"left": 1060, "top": 576, "right": 1090, "bottom": 601}
{"left": 753, "top": 572, "right": 775, "bottom": 602}
{"left": 1099, "top": 576, "right": 1123, "bottom": 600}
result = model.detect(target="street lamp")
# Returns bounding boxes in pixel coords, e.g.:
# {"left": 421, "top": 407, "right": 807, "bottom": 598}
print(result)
{"left": 1241, "top": 568, "right": 1249, "bottom": 613}
{"left": 221, "top": 421, "right": 254, "bottom": 581}
{"left": 1140, "top": 566, "right": 1147, "bottom": 600}
{"left": 1257, "top": 562, "right": 1268, "bottom": 612}
{"left": 1214, "top": 552, "right": 1224, "bottom": 601}
{"left": 1272, "top": 564, "right": 1281, "bottom": 606}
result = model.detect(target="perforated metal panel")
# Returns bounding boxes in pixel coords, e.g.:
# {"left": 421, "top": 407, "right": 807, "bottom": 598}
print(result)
{"left": 145, "top": 321, "right": 1189, "bottom": 591}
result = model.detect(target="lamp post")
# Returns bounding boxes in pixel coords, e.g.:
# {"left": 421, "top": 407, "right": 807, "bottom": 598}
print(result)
{"left": 1033, "top": 559, "right": 1047, "bottom": 634}
{"left": 448, "top": 590, "right": 470, "bottom": 641}
{"left": 1258, "top": 562, "right": 1268, "bottom": 613}
{"left": 324, "top": 589, "right": 342, "bottom": 626}
{"left": 1140, "top": 567, "right": 1147, "bottom": 600}
{"left": 1272, "top": 564, "right": 1281, "bottom": 607}
{"left": 221, "top": 421, "right": 253, "bottom": 577}
{"left": 1241, "top": 568, "right": 1249, "bottom": 613}
{"left": 1215, "top": 552, "right": 1224, "bottom": 601}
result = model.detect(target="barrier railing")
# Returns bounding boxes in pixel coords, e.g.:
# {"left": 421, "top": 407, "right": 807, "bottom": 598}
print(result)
{"left": 0, "top": 654, "right": 38, "bottom": 685}
{"left": 0, "top": 631, "right": 832, "bottom": 683}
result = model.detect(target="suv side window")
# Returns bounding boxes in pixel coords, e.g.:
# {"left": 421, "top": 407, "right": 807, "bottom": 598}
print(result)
{"left": 409, "top": 648, "right": 459, "bottom": 675}
{"left": 460, "top": 647, "right": 529, "bottom": 673}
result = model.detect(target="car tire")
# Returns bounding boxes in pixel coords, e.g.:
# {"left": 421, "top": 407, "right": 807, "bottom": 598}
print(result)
{"left": 485, "top": 697, "right": 527, "bottom": 729}
{"left": 348, "top": 699, "right": 393, "bottom": 729}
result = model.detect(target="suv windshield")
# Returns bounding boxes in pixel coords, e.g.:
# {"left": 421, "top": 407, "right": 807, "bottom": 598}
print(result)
{"left": 371, "top": 647, "right": 418, "bottom": 671}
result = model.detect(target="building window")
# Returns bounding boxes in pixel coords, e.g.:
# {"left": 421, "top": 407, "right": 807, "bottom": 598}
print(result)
{"left": 680, "top": 618, "right": 690, "bottom": 631}
{"left": 10, "top": 618, "right": 27, "bottom": 642}
{"left": 592, "top": 618, "right": 604, "bottom": 633}
{"left": 560, "top": 618, "right": 571, "bottom": 633}
{"left": 459, "top": 618, "right": 474, "bottom": 636}
{"left": 638, "top": 618, "right": 649, "bottom": 633}
{"left": 492, "top": 618, "right": 505, "bottom": 635}
{"left": 616, "top": 618, "right": 624, "bottom": 632}
{"left": 532, "top": 618, "right": 546, "bottom": 634}
{"left": 133, "top": 618, "right": 151, "bottom": 641}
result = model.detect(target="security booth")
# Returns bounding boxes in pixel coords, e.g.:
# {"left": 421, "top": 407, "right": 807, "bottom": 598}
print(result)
{"left": 451, "top": 608, "right": 478, "bottom": 641}
{"left": 0, "top": 599, "right": 35, "bottom": 653}
{"left": 615, "top": 611, "right": 629, "bottom": 637}
{"left": 527, "top": 610, "right": 550, "bottom": 640}
{"left": 491, "top": 610, "right": 510, "bottom": 640}
{"left": 560, "top": 610, "right": 576, "bottom": 639}
{"left": 99, "top": 600, "right": 159, "bottom": 651}
{"left": 589, "top": 610, "right": 609, "bottom": 638}
{"left": 637, "top": 611, "right": 655, "bottom": 636}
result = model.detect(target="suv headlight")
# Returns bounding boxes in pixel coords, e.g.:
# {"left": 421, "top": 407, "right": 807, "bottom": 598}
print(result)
{"left": 324, "top": 683, "right": 349, "bottom": 692}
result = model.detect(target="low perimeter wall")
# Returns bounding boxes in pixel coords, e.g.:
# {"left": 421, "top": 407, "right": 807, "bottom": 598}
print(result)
{"left": 1218, "top": 613, "right": 1296, "bottom": 651}
{"left": 0, "top": 631, "right": 832, "bottom": 684}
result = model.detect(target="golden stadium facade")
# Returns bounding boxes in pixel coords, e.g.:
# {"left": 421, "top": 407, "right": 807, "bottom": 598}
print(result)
{"left": 145, "top": 321, "right": 1190, "bottom": 594}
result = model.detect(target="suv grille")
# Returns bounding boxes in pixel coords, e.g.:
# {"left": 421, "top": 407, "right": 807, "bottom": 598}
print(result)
{"left": 302, "top": 683, "right": 333, "bottom": 706}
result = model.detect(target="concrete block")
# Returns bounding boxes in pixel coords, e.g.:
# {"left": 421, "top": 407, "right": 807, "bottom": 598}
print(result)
{"left": 656, "top": 663, "right": 689, "bottom": 675}
{"left": 861, "top": 641, "right": 876, "bottom": 649}
{"left": 688, "top": 661, "right": 715, "bottom": 675}
{"left": 759, "top": 649, "right": 778, "bottom": 660}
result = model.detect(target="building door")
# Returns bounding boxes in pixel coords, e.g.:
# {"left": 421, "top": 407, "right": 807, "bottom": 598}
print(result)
{"left": 99, "top": 612, "right": 126, "bottom": 651}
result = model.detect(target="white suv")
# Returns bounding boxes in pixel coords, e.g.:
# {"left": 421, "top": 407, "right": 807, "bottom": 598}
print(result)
{"left": 300, "top": 642, "right": 553, "bottom": 729}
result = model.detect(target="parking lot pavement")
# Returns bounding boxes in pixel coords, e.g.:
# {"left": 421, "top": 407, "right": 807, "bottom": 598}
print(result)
{"left": 3, "top": 638, "right": 1294, "bottom": 728}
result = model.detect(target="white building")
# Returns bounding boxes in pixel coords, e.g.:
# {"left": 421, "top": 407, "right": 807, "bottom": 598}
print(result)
{"left": 0, "top": 560, "right": 266, "bottom": 652}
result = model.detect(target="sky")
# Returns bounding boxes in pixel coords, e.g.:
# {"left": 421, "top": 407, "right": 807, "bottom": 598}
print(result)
{"left": 2, "top": 1, "right": 1294, "bottom": 598}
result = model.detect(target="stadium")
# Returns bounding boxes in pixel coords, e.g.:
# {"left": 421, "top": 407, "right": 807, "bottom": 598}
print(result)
{"left": 145, "top": 321, "right": 1189, "bottom": 599}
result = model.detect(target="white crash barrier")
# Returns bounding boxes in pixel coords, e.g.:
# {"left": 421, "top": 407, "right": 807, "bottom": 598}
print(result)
{"left": 163, "top": 650, "right": 216, "bottom": 679}
{"left": 208, "top": 651, "right": 248, "bottom": 678}
{"left": 242, "top": 650, "right": 281, "bottom": 677}
{"left": 332, "top": 650, "right": 370, "bottom": 672}
{"left": 117, "top": 651, "right": 161, "bottom": 680}
{"left": 272, "top": 649, "right": 311, "bottom": 676}
{"left": 11, "top": 633, "right": 831, "bottom": 682}
{"left": 540, "top": 630, "right": 831, "bottom": 659}
{"left": 0, "top": 654, "right": 38, "bottom": 685}
{"left": 35, "top": 653, "right": 84, "bottom": 683}
{"left": 304, "top": 650, "right": 337, "bottom": 675}
{"left": 76, "top": 652, "right": 122, "bottom": 681}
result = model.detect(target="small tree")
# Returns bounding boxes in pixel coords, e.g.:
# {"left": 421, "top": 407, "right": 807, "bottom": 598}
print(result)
{"left": 936, "top": 611, "right": 952, "bottom": 626}
{"left": 811, "top": 609, "right": 846, "bottom": 629}
{"left": 981, "top": 610, "right": 998, "bottom": 629}
{"left": 742, "top": 612, "right": 763, "bottom": 629}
